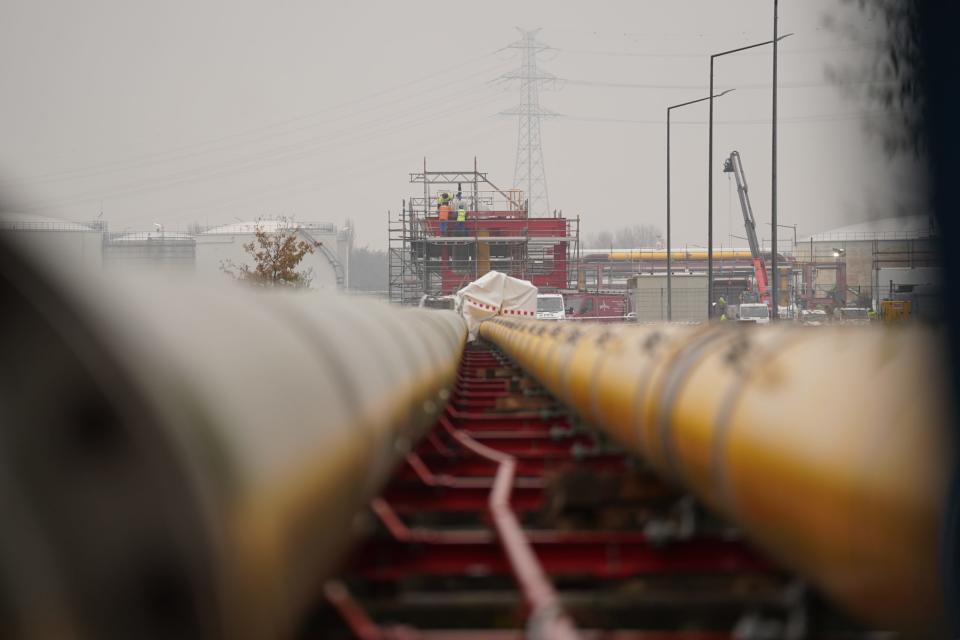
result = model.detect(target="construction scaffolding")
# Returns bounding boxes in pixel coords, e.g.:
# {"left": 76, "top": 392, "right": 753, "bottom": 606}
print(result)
{"left": 388, "top": 161, "right": 579, "bottom": 305}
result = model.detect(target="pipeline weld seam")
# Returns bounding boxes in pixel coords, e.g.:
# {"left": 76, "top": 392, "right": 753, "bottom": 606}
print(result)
{"left": 711, "top": 364, "right": 750, "bottom": 514}
{"left": 631, "top": 332, "right": 666, "bottom": 457}
{"left": 656, "top": 329, "right": 729, "bottom": 485}
{"left": 587, "top": 330, "right": 616, "bottom": 425}
{"left": 588, "top": 343, "right": 608, "bottom": 428}
{"left": 556, "top": 331, "right": 584, "bottom": 403}
{"left": 711, "top": 332, "right": 808, "bottom": 515}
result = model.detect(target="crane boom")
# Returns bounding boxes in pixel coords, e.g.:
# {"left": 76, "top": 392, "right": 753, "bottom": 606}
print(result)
{"left": 723, "top": 150, "right": 769, "bottom": 302}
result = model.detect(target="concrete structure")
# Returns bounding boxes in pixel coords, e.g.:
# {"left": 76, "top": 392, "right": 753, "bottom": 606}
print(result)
{"left": 795, "top": 215, "right": 938, "bottom": 306}
{"left": 196, "top": 219, "right": 352, "bottom": 290}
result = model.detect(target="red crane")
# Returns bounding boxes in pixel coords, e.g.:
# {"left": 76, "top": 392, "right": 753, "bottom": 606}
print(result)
{"left": 723, "top": 150, "right": 770, "bottom": 304}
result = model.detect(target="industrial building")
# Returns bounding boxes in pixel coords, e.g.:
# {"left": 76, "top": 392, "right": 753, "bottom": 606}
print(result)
{"left": 794, "top": 214, "right": 939, "bottom": 308}
{"left": 0, "top": 213, "right": 354, "bottom": 290}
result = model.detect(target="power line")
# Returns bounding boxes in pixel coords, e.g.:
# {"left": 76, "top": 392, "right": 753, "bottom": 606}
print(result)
{"left": 554, "top": 43, "right": 880, "bottom": 59}
{"left": 4, "top": 52, "right": 508, "bottom": 188}
{"left": 565, "top": 110, "right": 896, "bottom": 125}
{"left": 128, "top": 121, "right": 514, "bottom": 227}
{"left": 562, "top": 78, "right": 890, "bottom": 91}
{"left": 24, "top": 89, "right": 509, "bottom": 212}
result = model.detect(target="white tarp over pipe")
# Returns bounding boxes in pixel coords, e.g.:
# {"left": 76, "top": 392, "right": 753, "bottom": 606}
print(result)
{"left": 456, "top": 271, "right": 537, "bottom": 340}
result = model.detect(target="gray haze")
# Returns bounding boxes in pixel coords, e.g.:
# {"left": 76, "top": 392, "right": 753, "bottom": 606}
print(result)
{"left": 0, "top": 1, "right": 924, "bottom": 250}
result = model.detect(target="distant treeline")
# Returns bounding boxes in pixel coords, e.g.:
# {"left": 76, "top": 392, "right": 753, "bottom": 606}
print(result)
{"left": 349, "top": 246, "right": 388, "bottom": 291}
{"left": 581, "top": 224, "right": 662, "bottom": 250}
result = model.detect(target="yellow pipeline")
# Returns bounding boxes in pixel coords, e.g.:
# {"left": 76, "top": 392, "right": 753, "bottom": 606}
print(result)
{"left": 0, "top": 235, "right": 466, "bottom": 640}
{"left": 604, "top": 249, "right": 755, "bottom": 261}
{"left": 480, "top": 318, "right": 952, "bottom": 632}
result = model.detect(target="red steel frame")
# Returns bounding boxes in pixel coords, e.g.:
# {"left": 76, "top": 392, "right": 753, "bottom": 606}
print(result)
{"left": 325, "top": 343, "right": 775, "bottom": 638}
{"left": 422, "top": 217, "right": 570, "bottom": 293}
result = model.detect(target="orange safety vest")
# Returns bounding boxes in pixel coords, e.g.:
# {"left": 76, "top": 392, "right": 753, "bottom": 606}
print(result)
{"left": 438, "top": 205, "right": 450, "bottom": 221}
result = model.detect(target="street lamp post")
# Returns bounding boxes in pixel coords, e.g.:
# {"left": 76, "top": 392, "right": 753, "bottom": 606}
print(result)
{"left": 707, "top": 32, "right": 792, "bottom": 319}
{"left": 772, "top": 0, "right": 781, "bottom": 320}
{"left": 667, "top": 90, "right": 733, "bottom": 321}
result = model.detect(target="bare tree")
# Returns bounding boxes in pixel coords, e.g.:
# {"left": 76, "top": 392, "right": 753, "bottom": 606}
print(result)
{"left": 221, "top": 223, "right": 315, "bottom": 288}
{"left": 613, "top": 224, "right": 662, "bottom": 249}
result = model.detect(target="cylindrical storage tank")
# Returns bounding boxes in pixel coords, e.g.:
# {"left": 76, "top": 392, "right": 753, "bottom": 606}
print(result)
{"left": 480, "top": 317, "right": 952, "bottom": 633}
{"left": 103, "top": 231, "right": 196, "bottom": 273}
{"left": 0, "top": 238, "right": 465, "bottom": 639}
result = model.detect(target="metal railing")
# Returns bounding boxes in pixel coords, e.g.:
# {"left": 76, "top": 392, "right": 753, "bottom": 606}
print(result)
{"left": 0, "top": 220, "right": 101, "bottom": 232}
{"left": 805, "top": 229, "right": 935, "bottom": 242}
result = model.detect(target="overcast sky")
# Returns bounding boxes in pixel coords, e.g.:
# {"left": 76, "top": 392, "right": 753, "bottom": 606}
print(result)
{"left": 0, "top": 0, "right": 925, "bottom": 250}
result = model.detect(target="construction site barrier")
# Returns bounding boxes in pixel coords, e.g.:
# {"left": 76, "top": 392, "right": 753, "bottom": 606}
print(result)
{"left": 0, "top": 238, "right": 465, "bottom": 639}
{"left": 480, "top": 317, "right": 952, "bottom": 633}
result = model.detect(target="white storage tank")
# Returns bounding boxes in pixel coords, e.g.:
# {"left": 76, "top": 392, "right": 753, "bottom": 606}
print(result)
{"left": 103, "top": 230, "right": 196, "bottom": 273}
{"left": 0, "top": 212, "right": 104, "bottom": 270}
{"left": 195, "top": 220, "right": 345, "bottom": 289}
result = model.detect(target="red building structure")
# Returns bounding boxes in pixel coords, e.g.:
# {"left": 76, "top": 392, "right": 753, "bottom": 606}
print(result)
{"left": 388, "top": 163, "right": 578, "bottom": 305}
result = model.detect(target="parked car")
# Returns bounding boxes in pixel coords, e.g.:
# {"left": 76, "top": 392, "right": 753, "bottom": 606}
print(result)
{"left": 418, "top": 294, "right": 456, "bottom": 310}
{"left": 536, "top": 293, "right": 566, "bottom": 320}
{"left": 799, "top": 309, "right": 829, "bottom": 326}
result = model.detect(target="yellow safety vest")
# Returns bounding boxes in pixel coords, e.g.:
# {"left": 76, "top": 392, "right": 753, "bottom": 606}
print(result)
{"left": 457, "top": 208, "right": 466, "bottom": 222}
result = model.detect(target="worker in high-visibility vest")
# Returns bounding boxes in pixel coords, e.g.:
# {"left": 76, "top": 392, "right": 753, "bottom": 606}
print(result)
{"left": 438, "top": 203, "right": 450, "bottom": 236}
{"left": 456, "top": 205, "right": 467, "bottom": 236}
{"left": 437, "top": 192, "right": 452, "bottom": 235}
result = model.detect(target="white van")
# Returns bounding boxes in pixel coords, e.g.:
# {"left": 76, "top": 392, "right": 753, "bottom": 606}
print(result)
{"left": 738, "top": 303, "right": 770, "bottom": 324}
{"left": 536, "top": 294, "right": 566, "bottom": 321}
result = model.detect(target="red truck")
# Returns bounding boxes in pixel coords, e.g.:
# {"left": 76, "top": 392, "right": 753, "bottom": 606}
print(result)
{"left": 563, "top": 292, "right": 631, "bottom": 323}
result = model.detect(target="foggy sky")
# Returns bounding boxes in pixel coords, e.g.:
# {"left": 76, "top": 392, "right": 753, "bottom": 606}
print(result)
{"left": 0, "top": 0, "right": 925, "bottom": 251}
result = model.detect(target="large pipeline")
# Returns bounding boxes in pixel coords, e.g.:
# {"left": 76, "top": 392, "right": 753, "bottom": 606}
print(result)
{"left": 584, "top": 249, "right": 757, "bottom": 262}
{"left": 480, "top": 317, "right": 952, "bottom": 632}
{"left": 0, "top": 239, "right": 465, "bottom": 639}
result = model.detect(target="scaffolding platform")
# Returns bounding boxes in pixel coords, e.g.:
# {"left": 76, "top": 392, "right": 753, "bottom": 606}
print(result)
{"left": 388, "top": 162, "right": 579, "bottom": 305}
